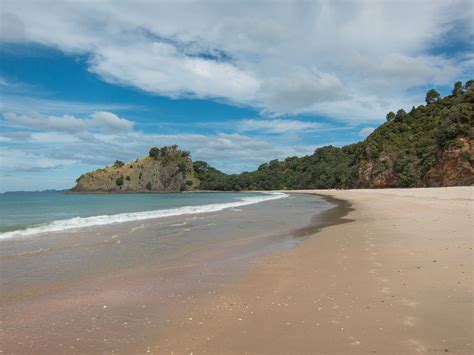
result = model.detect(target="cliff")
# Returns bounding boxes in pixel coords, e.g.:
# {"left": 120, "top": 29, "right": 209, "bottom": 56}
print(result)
{"left": 423, "top": 136, "right": 473, "bottom": 187}
{"left": 71, "top": 146, "right": 199, "bottom": 193}
{"left": 356, "top": 86, "right": 473, "bottom": 188}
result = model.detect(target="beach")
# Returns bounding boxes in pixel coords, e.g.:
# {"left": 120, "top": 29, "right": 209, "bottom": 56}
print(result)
{"left": 1, "top": 187, "right": 473, "bottom": 354}
{"left": 1, "top": 192, "right": 333, "bottom": 353}
{"left": 2, "top": 2, "right": 472, "bottom": 354}
{"left": 154, "top": 187, "right": 473, "bottom": 354}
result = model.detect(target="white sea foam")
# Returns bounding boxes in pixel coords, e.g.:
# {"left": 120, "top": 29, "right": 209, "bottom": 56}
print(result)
{"left": 0, "top": 192, "right": 288, "bottom": 240}
{"left": 171, "top": 222, "right": 187, "bottom": 227}
{"left": 129, "top": 224, "right": 146, "bottom": 233}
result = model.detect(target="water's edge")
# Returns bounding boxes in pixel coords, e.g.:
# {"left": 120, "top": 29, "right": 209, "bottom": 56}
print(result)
{"left": 291, "top": 193, "right": 354, "bottom": 237}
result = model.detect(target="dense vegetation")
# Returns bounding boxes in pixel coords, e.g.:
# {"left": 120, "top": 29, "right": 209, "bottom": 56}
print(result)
{"left": 148, "top": 145, "right": 194, "bottom": 178}
{"left": 194, "top": 81, "right": 473, "bottom": 190}
{"left": 148, "top": 145, "right": 191, "bottom": 163}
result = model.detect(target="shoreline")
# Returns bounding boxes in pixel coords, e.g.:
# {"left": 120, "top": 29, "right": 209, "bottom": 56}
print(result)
{"left": 290, "top": 194, "right": 353, "bottom": 237}
{"left": 152, "top": 187, "right": 473, "bottom": 354}
{"left": 1, "top": 193, "right": 332, "bottom": 353}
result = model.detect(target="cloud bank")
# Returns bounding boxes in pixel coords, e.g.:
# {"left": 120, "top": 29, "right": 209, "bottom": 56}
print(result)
{"left": 4, "top": 111, "right": 134, "bottom": 133}
{"left": 1, "top": 0, "right": 472, "bottom": 121}
{"left": 0, "top": 111, "right": 316, "bottom": 179}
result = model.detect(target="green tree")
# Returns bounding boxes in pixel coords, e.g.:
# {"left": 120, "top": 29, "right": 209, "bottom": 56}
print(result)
{"left": 425, "top": 89, "right": 440, "bottom": 104}
{"left": 452, "top": 81, "right": 464, "bottom": 95}
{"left": 395, "top": 109, "right": 407, "bottom": 121}
{"left": 386, "top": 112, "right": 396, "bottom": 122}
{"left": 465, "top": 80, "right": 474, "bottom": 92}
{"left": 177, "top": 162, "right": 188, "bottom": 174}
{"left": 113, "top": 160, "right": 124, "bottom": 168}
{"left": 115, "top": 176, "right": 124, "bottom": 186}
{"left": 149, "top": 147, "right": 160, "bottom": 159}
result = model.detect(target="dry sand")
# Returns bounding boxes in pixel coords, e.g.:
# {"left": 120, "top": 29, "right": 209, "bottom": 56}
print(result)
{"left": 154, "top": 187, "right": 473, "bottom": 354}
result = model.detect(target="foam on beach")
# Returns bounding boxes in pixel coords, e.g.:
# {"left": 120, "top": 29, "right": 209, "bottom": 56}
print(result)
{"left": 0, "top": 192, "right": 288, "bottom": 240}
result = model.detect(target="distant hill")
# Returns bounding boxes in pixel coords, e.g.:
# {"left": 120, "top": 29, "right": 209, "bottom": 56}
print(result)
{"left": 194, "top": 80, "right": 473, "bottom": 190}
{"left": 70, "top": 145, "right": 199, "bottom": 193}
{"left": 71, "top": 80, "right": 473, "bottom": 192}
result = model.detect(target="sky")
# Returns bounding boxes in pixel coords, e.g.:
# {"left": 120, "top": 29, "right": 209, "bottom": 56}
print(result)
{"left": 0, "top": 0, "right": 472, "bottom": 192}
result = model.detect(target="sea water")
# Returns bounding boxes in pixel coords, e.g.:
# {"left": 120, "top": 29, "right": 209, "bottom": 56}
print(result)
{"left": 1, "top": 191, "right": 337, "bottom": 353}
{"left": 0, "top": 191, "right": 287, "bottom": 239}
{"left": 1, "top": 192, "right": 333, "bottom": 292}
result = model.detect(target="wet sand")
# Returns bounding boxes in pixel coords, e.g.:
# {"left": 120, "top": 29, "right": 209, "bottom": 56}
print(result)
{"left": 154, "top": 187, "right": 473, "bottom": 354}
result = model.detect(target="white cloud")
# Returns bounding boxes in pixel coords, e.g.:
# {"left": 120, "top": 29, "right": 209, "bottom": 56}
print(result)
{"left": 0, "top": 12, "right": 25, "bottom": 42}
{"left": 358, "top": 127, "right": 375, "bottom": 137}
{"left": 1, "top": 0, "right": 471, "bottom": 121}
{"left": 0, "top": 131, "right": 31, "bottom": 141}
{"left": 0, "top": 147, "right": 75, "bottom": 172}
{"left": 90, "top": 42, "right": 260, "bottom": 104}
{"left": 3, "top": 111, "right": 134, "bottom": 133}
{"left": 259, "top": 68, "right": 348, "bottom": 116}
{"left": 0, "top": 92, "right": 140, "bottom": 115}
{"left": 0, "top": 113, "right": 315, "bottom": 176}
{"left": 238, "top": 118, "right": 321, "bottom": 134}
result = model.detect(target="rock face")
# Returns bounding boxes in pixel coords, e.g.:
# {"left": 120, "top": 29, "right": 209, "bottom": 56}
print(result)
{"left": 357, "top": 135, "right": 474, "bottom": 188}
{"left": 357, "top": 153, "right": 398, "bottom": 188}
{"left": 71, "top": 146, "right": 199, "bottom": 193}
{"left": 423, "top": 136, "right": 474, "bottom": 187}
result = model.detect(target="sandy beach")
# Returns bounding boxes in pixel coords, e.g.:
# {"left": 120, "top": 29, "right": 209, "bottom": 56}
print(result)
{"left": 154, "top": 187, "right": 473, "bottom": 354}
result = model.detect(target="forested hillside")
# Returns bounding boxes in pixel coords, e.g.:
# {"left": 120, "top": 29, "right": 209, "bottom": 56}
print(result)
{"left": 194, "top": 81, "right": 473, "bottom": 190}
{"left": 71, "top": 81, "right": 473, "bottom": 192}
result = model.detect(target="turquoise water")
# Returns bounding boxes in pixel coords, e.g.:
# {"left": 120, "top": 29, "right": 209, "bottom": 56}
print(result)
{"left": 0, "top": 190, "right": 286, "bottom": 237}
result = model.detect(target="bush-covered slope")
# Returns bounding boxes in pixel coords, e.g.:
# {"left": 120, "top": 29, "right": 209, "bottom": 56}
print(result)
{"left": 194, "top": 81, "right": 473, "bottom": 190}
{"left": 357, "top": 84, "right": 472, "bottom": 187}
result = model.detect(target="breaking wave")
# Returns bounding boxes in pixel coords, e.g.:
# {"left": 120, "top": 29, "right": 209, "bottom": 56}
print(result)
{"left": 0, "top": 192, "right": 288, "bottom": 240}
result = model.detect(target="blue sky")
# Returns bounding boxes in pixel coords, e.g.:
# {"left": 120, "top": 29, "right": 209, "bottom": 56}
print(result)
{"left": 0, "top": 0, "right": 472, "bottom": 192}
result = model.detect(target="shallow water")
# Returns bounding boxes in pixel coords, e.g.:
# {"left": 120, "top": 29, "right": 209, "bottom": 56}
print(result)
{"left": 1, "top": 193, "right": 329, "bottom": 294}
{"left": 1, "top": 193, "right": 336, "bottom": 353}
{"left": 0, "top": 191, "right": 283, "bottom": 236}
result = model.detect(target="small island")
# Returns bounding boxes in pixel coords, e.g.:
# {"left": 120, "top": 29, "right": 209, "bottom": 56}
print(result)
{"left": 71, "top": 145, "right": 199, "bottom": 193}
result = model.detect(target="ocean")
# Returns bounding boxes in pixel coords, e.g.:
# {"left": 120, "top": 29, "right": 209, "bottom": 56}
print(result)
{"left": 0, "top": 190, "right": 287, "bottom": 239}
{"left": 1, "top": 191, "right": 337, "bottom": 352}
{"left": 1, "top": 191, "right": 334, "bottom": 292}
